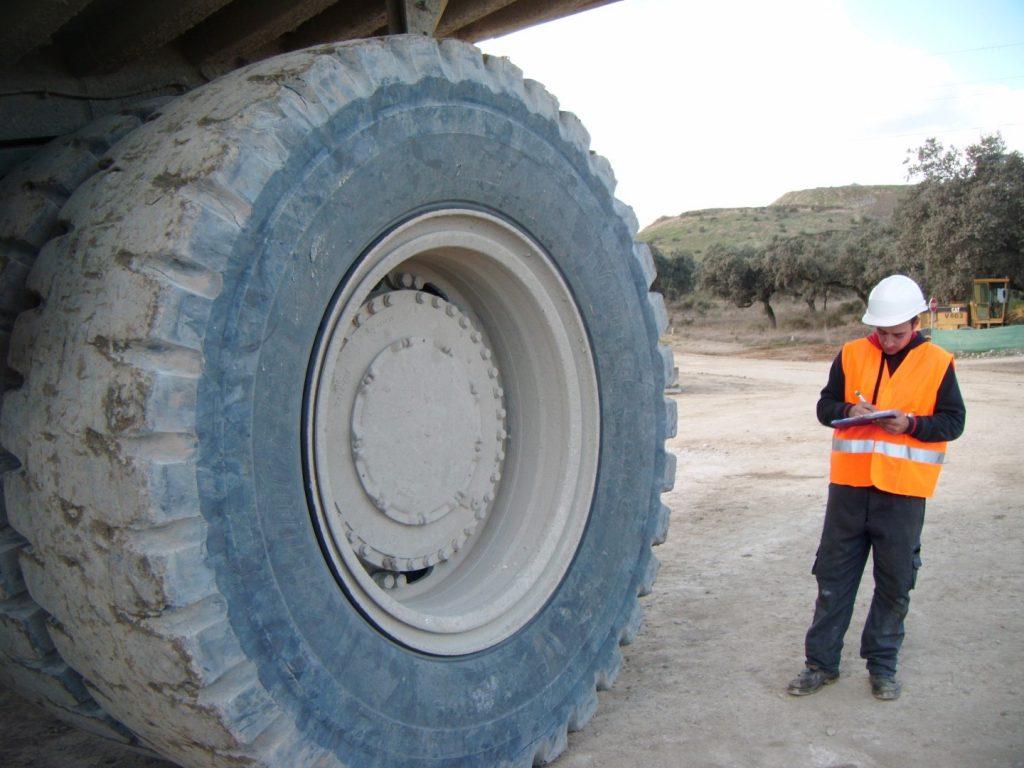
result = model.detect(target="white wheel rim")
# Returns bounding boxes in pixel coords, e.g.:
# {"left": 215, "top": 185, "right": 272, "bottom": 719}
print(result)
{"left": 305, "top": 209, "right": 599, "bottom": 655}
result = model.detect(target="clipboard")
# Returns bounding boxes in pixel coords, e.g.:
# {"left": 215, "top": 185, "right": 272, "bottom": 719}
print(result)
{"left": 830, "top": 409, "right": 899, "bottom": 428}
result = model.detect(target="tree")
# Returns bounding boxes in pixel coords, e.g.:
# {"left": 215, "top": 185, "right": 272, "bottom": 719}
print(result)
{"left": 825, "top": 223, "right": 910, "bottom": 305}
{"left": 903, "top": 136, "right": 967, "bottom": 183}
{"left": 649, "top": 244, "right": 697, "bottom": 300}
{"left": 753, "top": 223, "right": 914, "bottom": 319}
{"left": 895, "top": 134, "right": 1024, "bottom": 298}
{"left": 700, "top": 243, "right": 779, "bottom": 328}
{"left": 764, "top": 235, "right": 824, "bottom": 313}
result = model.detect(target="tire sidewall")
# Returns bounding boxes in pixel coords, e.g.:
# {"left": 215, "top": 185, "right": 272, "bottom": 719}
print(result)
{"left": 197, "top": 75, "right": 660, "bottom": 763}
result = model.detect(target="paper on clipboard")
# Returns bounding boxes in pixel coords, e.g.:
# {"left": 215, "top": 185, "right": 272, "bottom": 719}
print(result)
{"left": 830, "top": 409, "right": 899, "bottom": 428}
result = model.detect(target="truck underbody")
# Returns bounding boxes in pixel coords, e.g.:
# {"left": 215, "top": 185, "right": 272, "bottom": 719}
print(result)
{"left": 0, "top": 0, "right": 616, "bottom": 175}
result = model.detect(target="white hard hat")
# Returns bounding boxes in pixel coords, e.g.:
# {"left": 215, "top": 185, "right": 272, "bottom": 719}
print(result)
{"left": 861, "top": 275, "right": 928, "bottom": 327}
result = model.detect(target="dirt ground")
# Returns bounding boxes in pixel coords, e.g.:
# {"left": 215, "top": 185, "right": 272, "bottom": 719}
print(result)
{"left": 2, "top": 346, "right": 1021, "bottom": 768}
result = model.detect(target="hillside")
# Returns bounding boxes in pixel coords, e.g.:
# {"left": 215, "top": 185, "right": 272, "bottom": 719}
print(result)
{"left": 640, "top": 184, "right": 910, "bottom": 259}
{"left": 771, "top": 184, "right": 908, "bottom": 218}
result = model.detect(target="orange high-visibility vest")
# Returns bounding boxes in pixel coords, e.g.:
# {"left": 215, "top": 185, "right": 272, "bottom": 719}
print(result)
{"left": 830, "top": 337, "right": 953, "bottom": 498}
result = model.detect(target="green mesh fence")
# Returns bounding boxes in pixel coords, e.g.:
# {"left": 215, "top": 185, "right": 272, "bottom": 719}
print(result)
{"left": 927, "top": 325, "right": 1024, "bottom": 353}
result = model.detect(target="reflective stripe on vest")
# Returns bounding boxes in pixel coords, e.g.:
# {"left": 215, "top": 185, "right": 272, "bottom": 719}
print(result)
{"left": 832, "top": 438, "right": 945, "bottom": 465}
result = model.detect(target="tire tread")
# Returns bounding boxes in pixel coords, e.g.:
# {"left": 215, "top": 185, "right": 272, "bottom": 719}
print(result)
{"left": 0, "top": 102, "right": 169, "bottom": 747}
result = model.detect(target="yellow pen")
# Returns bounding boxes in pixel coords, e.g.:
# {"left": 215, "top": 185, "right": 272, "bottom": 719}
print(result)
{"left": 854, "top": 390, "right": 869, "bottom": 405}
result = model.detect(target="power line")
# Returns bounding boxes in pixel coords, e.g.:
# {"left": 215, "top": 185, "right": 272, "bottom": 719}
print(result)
{"left": 921, "top": 82, "right": 1024, "bottom": 103}
{"left": 934, "top": 41, "right": 1024, "bottom": 55}
{"left": 920, "top": 73, "right": 1024, "bottom": 91}
{"left": 840, "top": 74, "right": 1024, "bottom": 109}
{"left": 856, "top": 122, "right": 1021, "bottom": 143}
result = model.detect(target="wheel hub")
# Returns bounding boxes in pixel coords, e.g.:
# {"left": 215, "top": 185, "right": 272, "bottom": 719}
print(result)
{"left": 340, "top": 291, "right": 505, "bottom": 570}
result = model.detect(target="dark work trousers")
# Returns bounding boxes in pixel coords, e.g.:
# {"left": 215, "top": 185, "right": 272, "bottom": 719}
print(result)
{"left": 804, "top": 483, "right": 925, "bottom": 678}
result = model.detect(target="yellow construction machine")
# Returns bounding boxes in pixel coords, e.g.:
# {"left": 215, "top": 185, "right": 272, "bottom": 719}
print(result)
{"left": 921, "top": 277, "right": 1012, "bottom": 330}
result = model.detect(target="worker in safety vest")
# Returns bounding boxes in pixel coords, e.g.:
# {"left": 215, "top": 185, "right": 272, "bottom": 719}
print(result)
{"left": 787, "top": 275, "right": 966, "bottom": 701}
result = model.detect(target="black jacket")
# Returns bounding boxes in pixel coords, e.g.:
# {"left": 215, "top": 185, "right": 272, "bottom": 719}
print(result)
{"left": 816, "top": 332, "right": 966, "bottom": 443}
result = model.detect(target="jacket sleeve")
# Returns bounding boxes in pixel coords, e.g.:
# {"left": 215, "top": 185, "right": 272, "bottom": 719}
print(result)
{"left": 817, "top": 352, "right": 852, "bottom": 427}
{"left": 908, "top": 361, "right": 966, "bottom": 442}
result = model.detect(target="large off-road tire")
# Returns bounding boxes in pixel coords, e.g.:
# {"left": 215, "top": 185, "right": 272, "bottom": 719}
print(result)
{"left": 1, "top": 36, "right": 676, "bottom": 767}
{"left": 0, "top": 101, "right": 169, "bottom": 746}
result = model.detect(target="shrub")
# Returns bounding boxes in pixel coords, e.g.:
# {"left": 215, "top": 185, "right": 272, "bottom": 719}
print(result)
{"left": 783, "top": 315, "right": 813, "bottom": 330}
{"left": 825, "top": 309, "right": 850, "bottom": 326}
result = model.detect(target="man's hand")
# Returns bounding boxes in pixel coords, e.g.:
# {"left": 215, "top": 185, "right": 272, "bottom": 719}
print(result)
{"left": 876, "top": 410, "right": 911, "bottom": 435}
{"left": 849, "top": 402, "right": 876, "bottom": 418}
{"left": 847, "top": 402, "right": 911, "bottom": 434}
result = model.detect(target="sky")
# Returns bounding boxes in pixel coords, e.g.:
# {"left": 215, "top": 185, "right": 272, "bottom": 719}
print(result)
{"left": 478, "top": 0, "right": 1024, "bottom": 228}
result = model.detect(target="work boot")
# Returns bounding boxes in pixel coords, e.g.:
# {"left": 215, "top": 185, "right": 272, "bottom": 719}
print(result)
{"left": 787, "top": 666, "right": 838, "bottom": 696}
{"left": 870, "top": 674, "right": 901, "bottom": 701}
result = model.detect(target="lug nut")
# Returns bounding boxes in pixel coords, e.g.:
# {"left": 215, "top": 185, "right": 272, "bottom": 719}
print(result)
{"left": 374, "top": 572, "right": 398, "bottom": 590}
{"left": 373, "top": 571, "right": 406, "bottom": 590}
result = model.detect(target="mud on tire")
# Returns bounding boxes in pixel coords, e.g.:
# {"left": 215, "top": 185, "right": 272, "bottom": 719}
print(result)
{"left": 0, "top": 101, "right": 169, "bottom": 747}
{"left": 1, "top": 37, "right": 676, "bottom": 767}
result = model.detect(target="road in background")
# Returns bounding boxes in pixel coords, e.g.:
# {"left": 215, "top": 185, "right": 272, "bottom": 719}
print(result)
{"left": 562, "top": 350, "right": 1023, "bottom": 768}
